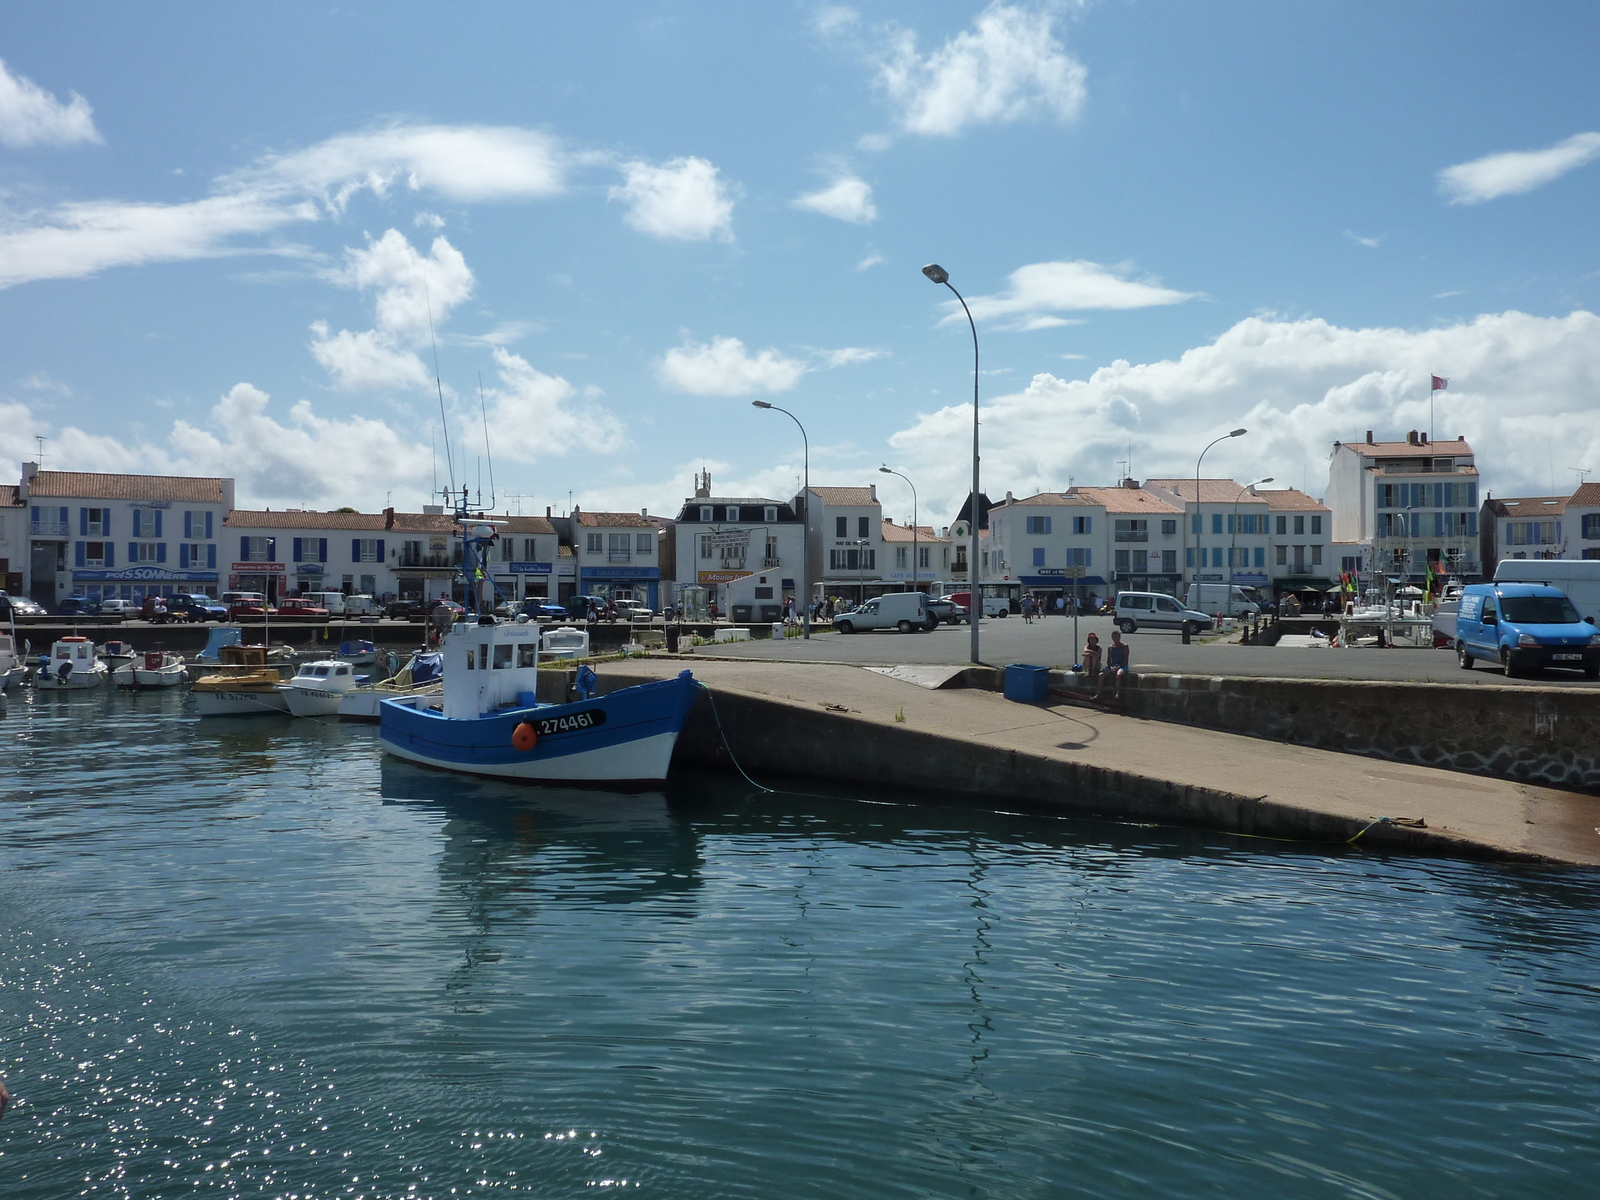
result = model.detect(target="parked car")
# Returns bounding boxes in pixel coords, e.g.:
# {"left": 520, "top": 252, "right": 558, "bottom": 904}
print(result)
{"left": 141, "top": 594, "right": 182, "bottom": 623}
{"left": 168, "top": 593, "right": 229, "bottom": 622}
{"left": 1184, "top": 583, "right": 1263, "bottom": 617}
{"left": 98, "top": 598, "right": 141, "bottom": 617}
{"left": 1454, "top": 582, "right": 1600, "bottom": 678}
{"left": 226, "top": 593, "right": 276, "bottom": 619}
{"left": 613, "top": 598, "right": 655, "bottom": 620}
{"left": 926, "top": 598, "right": 966, "bottom": 625}
{"left": 304, "top": 591, "right": 381, "bottom": 616}
{"left": 0, "top": 592, "right": 47, "bottom": 620}
{"left": 56, "top": 596, "right": 102, "bottom": 617}
{"left": 385, "top": 597, "right": 427, "bottom": 619}
{"left": 276, "top": 597, "right": 331, "bottom": 617}
{"left": 945, "top": 591, "right": 1009, "bottom": 618}
{"left": 564, "top": 594, "right": 613, "bottom": 620}
{"left": 832, "top": 592, "right": 933, "bottom": 634}
{"left": 519, "top": 600, "right": 569, "bottom": 620}
{"left": 1112, "top": 592, "right": 1215, "bottom": 635}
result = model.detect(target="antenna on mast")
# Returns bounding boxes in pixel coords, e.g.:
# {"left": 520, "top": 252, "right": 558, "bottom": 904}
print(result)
{"left": 425, "top": 281, "right": 455, "bottom": 499}
{"left": 478, "top": 370, "right": 496, "bottom": 509}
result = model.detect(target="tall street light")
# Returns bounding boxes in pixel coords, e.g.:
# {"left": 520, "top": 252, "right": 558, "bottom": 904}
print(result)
{"left": 879, "top": 465, "right": 919, "bottom": 590}
{"left": 923, "top": 263, "right": 982, "bottom": 664}
{"left": 1191, "top": 428, "right": 1247, "bottom": 597}
{"left": 1229, "top": 476, "right": 1273, "bottom": 598}
{"left": 752, "top": 400, "right": 810, "bottom": 639}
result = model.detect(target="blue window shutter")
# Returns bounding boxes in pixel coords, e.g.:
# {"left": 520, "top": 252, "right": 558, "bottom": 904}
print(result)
{"left": 129, "top": 541, "right": 138, "bottom": 563}
{"left": 103, "top": 509, "right": 111, "bottom": 536}
{"left": 203, "top": 512, "right": 211, "bottom": 538}
{"left": 154, "top": 510, "right": 162, "bottom": 537}
{"left": 80, "top": 508, "right": 88, "bottom": 535}
{"left": 180, "top": 544, "right": 189, "bottom": 568}
{"left": 266, "top": 537, "right": 274, "bottom": 560}
{"left": 375, "top": 539, "right": 384, "bottom": 562}
{"left": 184, "top": 511, "right": 192, "bottom": 539}
{"left": 157, "top": 543, "right": 167, "bottom": 563}
{"left": 31, "top": 505, "right": 38, "bottom": 523}
{"left": 105, "top": 544, "right": 114, "bottom": 568}
{"left": 75, "top": 541, "right": 85, "bottom": 567}
{"left": 207, "top": 544, "right": 216, "bottom": 569}
{"left": 241, "top": 536, "right": 250, "bottom": 561}
{"left": 353, "top": 538, "right": 361, "bottom": 561}
{"left": 1085, "top": 549, "right": 1091, "bottom": 567}
{"left": 319, "top": 538, "right": 327, "bottom": 562}
{"left": 293, "top": 538, "right": 302, "bottom": 562}
{"left": 133, "top": 509, "right": 142, "bottom": 537}
{"left": 59, "top": 506, "right": 68, "bottom": 527}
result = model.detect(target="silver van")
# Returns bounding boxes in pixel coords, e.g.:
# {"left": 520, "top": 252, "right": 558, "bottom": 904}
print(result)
{"left": 1113, "top": 591, "right": 1215, "bottom": 635}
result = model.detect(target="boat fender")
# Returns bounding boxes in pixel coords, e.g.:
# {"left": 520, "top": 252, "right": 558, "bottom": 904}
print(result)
{"left": 575, "top": 664, "right": 597, "bottom": 700}
{"left": 511, "top": 721, "right": 538, "bottom": 752}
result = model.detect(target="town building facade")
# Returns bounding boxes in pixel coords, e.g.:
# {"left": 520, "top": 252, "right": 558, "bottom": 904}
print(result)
{"left": 1326, "top": 432, "right": 1481, "bottom": 583}
{"left": 1140, "top": 479, "right": 1266, "bottom": 594}
{"left": 673, "top": 472, "right": 803, "bottom": 610}
{"left": 804, "top": 485, "right": 884, "bottom": 603}
{"left": 569, "top": 508, "right": 665, "bottom": 610}
{"left": 985, "top": 491, "right": 1107, "bottom": 604}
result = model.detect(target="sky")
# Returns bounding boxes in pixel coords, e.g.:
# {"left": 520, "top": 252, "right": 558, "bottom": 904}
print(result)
{"left": 1, "top": 1, "right": 1598, "bottom": 526}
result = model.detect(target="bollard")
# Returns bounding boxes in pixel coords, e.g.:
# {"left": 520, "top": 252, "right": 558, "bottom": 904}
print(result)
{"left": 1182, "top": 622, "right": 1191, "bottom": 645}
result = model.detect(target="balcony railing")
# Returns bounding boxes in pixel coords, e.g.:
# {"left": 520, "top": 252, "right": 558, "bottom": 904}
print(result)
{"left": 607, "top": 550, "right": 633, "bottom": 563}
{"left": 761, "top": 557, "right": 781, "bottom": 569}
{"left": 30, "top": 520, "right": 69, "bottom": 537}
{"left": 1113, "top": 532, "right": 1148, "bottom": 542}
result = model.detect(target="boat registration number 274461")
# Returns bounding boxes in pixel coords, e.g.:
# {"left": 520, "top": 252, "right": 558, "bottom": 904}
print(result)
{"left": 536, "top": 709, "right": 607, "bottom": 736}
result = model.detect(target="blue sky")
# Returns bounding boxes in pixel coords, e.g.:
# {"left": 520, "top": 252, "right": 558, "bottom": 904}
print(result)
{"left": 2, "top": 2, "right": 1597, "bottom": 523}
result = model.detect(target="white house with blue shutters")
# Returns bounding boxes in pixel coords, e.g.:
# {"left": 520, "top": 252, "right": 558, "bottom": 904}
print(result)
{"left": 17, "top": 463, "right": 234, "bottom": 608}
{"left": 222, "top": 507, "right": 462, "bottom": 603}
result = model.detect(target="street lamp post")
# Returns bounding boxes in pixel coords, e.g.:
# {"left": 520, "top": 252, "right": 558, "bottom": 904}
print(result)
{"left": 752, "top": 401, "right": 810, "bottom": 639}
{"left": 1228, "top": 476, "right": 1273, "bottom": 599}
{"left": 879, "top": 466, "right": 919, "bottom": 590}
{"left": 1191, "top": 428, "right": 1248, "bottom": 596}
{"left": 922, "top": 263, "right": 982, "bottom": 664}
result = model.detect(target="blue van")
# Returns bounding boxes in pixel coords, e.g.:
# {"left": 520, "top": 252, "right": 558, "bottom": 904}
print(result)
{"left": 1454, "top": 583, "right": 1600, "bottom": 678}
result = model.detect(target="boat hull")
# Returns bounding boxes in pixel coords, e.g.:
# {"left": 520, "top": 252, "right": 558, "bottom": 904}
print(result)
{"left": 379, "top": 671, "right": 700, "bottom": 788}
{"left": 0, "top": 664, "right": 26, "bottom": 690}
{"left": 195, "top": 688, "right": 291, "bottom": 717}
{"left": 279, "top": 684, "right": 345, "bottom": 717}
{"left": 339, "top": 683, "right": 442, "bottom": 722}
{"left": 37, "top": 666, "right": 108, "bottom": 690}
{"left": 115, "top": 664, "right": 186, "bottom": 688}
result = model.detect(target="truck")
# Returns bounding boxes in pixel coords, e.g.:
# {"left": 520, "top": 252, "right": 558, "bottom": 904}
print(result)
{"left": 945, "top": 590, "right": 1010, "bottom": 618}
{"left": 1183, "top": 583, "right": 1263, "bottom": 617}
{"left": 832, "top": 591, "right": 933, "bottom": 634}
{"left": 1493, "top": 560, "right": 1600, "bottom": 626}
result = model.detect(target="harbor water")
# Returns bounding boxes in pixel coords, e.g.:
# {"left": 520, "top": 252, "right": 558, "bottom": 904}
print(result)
{"left": 3, "top": 686, "right": 1600, "bottom": 1198}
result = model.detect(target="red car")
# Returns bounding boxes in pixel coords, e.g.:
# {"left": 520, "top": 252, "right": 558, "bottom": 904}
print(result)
{"left": 276, "top": 598, "right": 330, "bottom": 617}
{"left": 226, "top": 599, "right": 277, "bottom": 619}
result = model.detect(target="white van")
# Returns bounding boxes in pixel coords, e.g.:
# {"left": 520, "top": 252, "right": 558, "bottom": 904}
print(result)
{"left": 304, "top": 591, "right": 381, "bottom": 617}
{"left": 1114, "top": 591, "right": 1215, "bottom": 635}
{"left": 833, "top": 592, "right": 933, "bottom": 634}
{"left": 1494, "top": 560, "right": 1600, "bottom": 626}
{"left": 1184, "top": 583, "right": 1263, "bottom": 617}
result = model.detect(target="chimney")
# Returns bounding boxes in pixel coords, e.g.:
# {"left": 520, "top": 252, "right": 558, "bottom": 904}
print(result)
{"left": 1005, "top": 490, "right": 1014, "bottom": 503}
{"left": 1247, "top": 484, "right": 1257, "bottom": 496}
{"left": 869, "top": 483, "right": 877, "bottom": 501}
{"left": 546, "top": 505, "right": 552, "bottom": 518}
{"left": 641, "top": 507, "right": 648, "bottom": 517}
{"left": 1366, "top": 430, "right": 1373, "bottom": 443}
{"left": 220, "top": 477, "right": 236, "bottom": 513}
{"left": 384, "top": 506, "right": 395, "bottom": 530}
{"left": 1407, "top": 430, "right": 1418, "bottom": 446}
{"left": 19, "top": 461, "right": 35, "bottom": 501}
{"left": 1122, "top": 477, "right": 1139, "bottom": 489}
{"left": 1420, "top": 432, "right": 1428, "bottom": 444}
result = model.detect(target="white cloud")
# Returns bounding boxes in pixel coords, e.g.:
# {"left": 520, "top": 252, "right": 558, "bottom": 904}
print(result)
{"left": 414, "top": 211, "right": 445, "bottom": 229}
{"left": 857, "top": 251, "right": 885, "bottom": 270}
{"left": 817, "top": 346, "right": 886, "bottom": 367}
{"left": 0, "top": 57, "right": 100, "bottom": 147}
{"left": 889, "top": 309, "right": 1600, "bottom": 524}
{"left": 949, "top": 260, "right": 1193, "bottom": 329}
{"left": 1344, "top": 230, "right": 1382, "bottom": 248}
{"left": 309, "top": 230, "right": 474, "bottom": 390}
{"left": 813, "top": 5, "right": 859, "bottom": 37}
{"left": 471, "top": 347, "right": 624, "bottom": 462}
{"left": 1438, "top": 132, "right": 1600, "bottom": 205}
{"left": 657, "top": 336, "right": 807, "bottom": 395}
{"left": 20, "top": 371, "right": 71, "bottom": 396}
{"left": 793, "top": 176, "right": 877, "bottom": 224}
{"left": 0, "top": 122, "right": 563, "bottom": 291}
{"left": 876, "top": 4, "right": 1086, "bottom": 137}
{"left": 609, "top": 157, "right": 737, "bottom": 241}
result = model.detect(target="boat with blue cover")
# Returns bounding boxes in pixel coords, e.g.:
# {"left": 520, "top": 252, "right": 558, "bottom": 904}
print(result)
{"left": 379, "top": 494, "right": 700, "bottom": 787}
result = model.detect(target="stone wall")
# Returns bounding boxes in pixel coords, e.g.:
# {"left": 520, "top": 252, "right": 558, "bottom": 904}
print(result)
{"left": 1054, "top": 671, "right": 1600, "bottom": 792}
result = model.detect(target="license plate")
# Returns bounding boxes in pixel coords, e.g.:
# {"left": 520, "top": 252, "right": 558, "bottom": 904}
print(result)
{"left": 1551, "top": 653, "right": 1582, "bottom": 661}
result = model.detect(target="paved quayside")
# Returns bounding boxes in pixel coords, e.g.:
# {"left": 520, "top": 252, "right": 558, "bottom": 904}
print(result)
{"left": 581, "top": 659, "right": 1600, "bottom": 866}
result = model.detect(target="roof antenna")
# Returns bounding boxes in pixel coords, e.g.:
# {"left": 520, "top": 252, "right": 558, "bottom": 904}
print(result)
{"left": 478, "top": 370, "right": 496, "bottom": 509}
{"left": 424, "top": 281, "right": 456, "bottom": 503}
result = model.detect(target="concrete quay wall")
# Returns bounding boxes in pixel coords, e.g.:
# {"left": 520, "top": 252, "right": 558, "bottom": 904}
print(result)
{"left": 1044, "top": 670, "right": 1600, "bottom": 793}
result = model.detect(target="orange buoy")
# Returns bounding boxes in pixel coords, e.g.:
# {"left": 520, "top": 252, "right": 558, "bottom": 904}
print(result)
{"left": 511, "top": 721, "right": 538, "bottom": 752}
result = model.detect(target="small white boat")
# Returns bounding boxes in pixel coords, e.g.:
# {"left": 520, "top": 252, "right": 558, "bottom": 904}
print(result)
{"left": 193, "top": 644, "right": 290, "bottom": 717}
{"left": 36, "top": 636, "right": 109, "bottom": 690}
{"left": 0, "top": 631, "right": 29, "bottom": 690}
{"left": 277, "top": 659, "right": 366, "bottom": 718}
{"left": 336, "top": 638, "right": 377, "bottom": 666}
{"left": 114, "top": 650, "right": 187, "bottom": 689}
{"left": 99, "top": 639, "right": 138, "bottom": 673}
{"left": 338, "top": 650, "right": 443, "bottom": 722}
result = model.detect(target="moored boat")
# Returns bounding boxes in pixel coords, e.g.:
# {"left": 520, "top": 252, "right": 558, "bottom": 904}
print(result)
{"left": 0, "top": 631, "right": 29, "bottom": 690}
{"left": 114, "top": 650, "right": 187, "bottom": 689}
{"left": 36, "top": 637, "right": 109, "bottom": 690}
{"left": 338, "top": 650, "right": 443, "bottom": 722}
{"left": 192, "top": 643, "right": 290, "bottom": 716}
{"left": 99, "top": 639, "right": 137, "bottom": 673}
{"left": 277, "top": 659, "right": 366, "bottom": 717}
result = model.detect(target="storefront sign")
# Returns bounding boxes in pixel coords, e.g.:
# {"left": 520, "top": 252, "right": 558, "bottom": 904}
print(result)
{"left": 509, "top": 561, "right": 553, "bottom": 574}
{"left": 232, "top": 562, "right": 285, "bottom": 573}
{"left": 706, "top": 530, "right": 750, "bottom": 549}
{"left": 295, "top": 564, "right": 325, "bottom": 575}
{"left": 698, "top": 570, "right": 751, "bottom": 585}
{"left": 73, "top": 567, "right": 218, "bottom": 582}
{"left": 582, "top": 566, "right": 661, "bottom": 580}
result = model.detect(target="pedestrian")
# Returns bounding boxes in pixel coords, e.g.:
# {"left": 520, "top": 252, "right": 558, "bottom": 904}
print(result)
{"left": 1056, "top": 595, "right": 1066, "bottom": 616}
{"left": 1021, "top": 593, "right": 1034, "bottom": 623}
{"left": 1079, "top": 631, "right": 1101, "bottom": 679}
{"left": 1096, "top": 630, "right": 1130, "bottom": 702}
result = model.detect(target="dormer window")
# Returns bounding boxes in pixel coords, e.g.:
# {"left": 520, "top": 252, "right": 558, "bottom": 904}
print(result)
{"left": 727, "top": 506, "right": 741, "bottom": 522}
{"left": 700, "top": 506, "right": 712, "bottom": 522}
{"left": 765, "top": 506, "right": 778, "bottom": 522}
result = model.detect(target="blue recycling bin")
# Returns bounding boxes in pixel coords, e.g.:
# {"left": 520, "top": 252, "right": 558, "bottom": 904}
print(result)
{"left": 1003, "top": 663, "right": 1052, "bottom": 703}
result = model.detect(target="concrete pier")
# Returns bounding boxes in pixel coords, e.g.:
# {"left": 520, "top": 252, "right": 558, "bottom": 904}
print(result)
{"left": 583, "top": 659, "right": 1600, "bottom": 866}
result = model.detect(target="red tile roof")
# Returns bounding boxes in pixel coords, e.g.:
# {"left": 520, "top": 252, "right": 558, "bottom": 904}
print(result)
{"left": 498, "top": 515, "right": 557, "bottom": 535}
{"left": 992, "top": 492, "right": 1098, "bottom": 508}
{"left": 226, "top": 510, "right": 386, "bottom": 530}
{"left": 880, "top": 519, "right": 946, "bottom": 543}
{"left": 27, "top": 470, "right": 229, "bottom": 502}
{"left": 807, "top": 486, "right": 878, "bottom": 506}
{"left": 1485, "top": 495, "right": 1568, "bottom": 517}
{"left": 0, "top": 484, "right": 19, "bottom": 507}
{"left": 1072, "top": 486, "right": 1182, "bottom": 514}
{"left": 576, "top": 511, "right": 654, "bottom": 528}
{"left": 1258, "top": 488, "right": 1329, "bottom": 512}
{"left": 1567, "top": 482, "right": 1600, "bottom": 507}
{"left": 1340, "top": 438, "right": 1473, "bottom": 457}
{"left": 1144, "top": 479, "right": 1273, "bottom": 505}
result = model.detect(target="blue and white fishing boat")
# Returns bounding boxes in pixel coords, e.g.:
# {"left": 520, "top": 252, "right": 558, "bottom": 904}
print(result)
{"left": 379, "top": 493, "right": 700, "bottom": 788}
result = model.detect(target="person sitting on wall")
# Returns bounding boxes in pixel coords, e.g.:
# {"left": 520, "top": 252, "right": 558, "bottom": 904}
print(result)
{"left": 1096, "top": 630, "right": 1130, "bottom": 703}
{"left": 1079, "top": 631, "right": 1101, "bottom": 680}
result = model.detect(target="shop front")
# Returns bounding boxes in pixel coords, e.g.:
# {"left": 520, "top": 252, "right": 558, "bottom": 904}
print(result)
{"left": 696, "top": 568, "right": 751, "bottom": 610}
{"left": 1020, "top": 571, "right": 1109, "bottom": 608}
{"left": 73, "top": 565, "right": 221, "bottom": 603}
{"left": 229, "top": 561, "right": 287, "bottom": 602}
{"left": 293, "top": 562, "right": 325, "bottom": 595}
{"left": 582, "top": 565, "right": 661, "bottom": 609}
{"left": 1113, "top": 570, "right": 1181, "bottom": 599}
{"left": 503, "top": 560, "right": 553, "bottom": 601}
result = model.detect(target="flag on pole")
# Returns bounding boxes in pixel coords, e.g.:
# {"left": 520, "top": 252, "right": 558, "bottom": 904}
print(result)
{"left": 1431, "top": 375, "right": 1448, "bottom": 391}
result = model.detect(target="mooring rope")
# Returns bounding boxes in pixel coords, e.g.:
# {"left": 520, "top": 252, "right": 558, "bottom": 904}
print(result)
{"left": 697, "top": 681, "right": 775, "bottom": 794}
